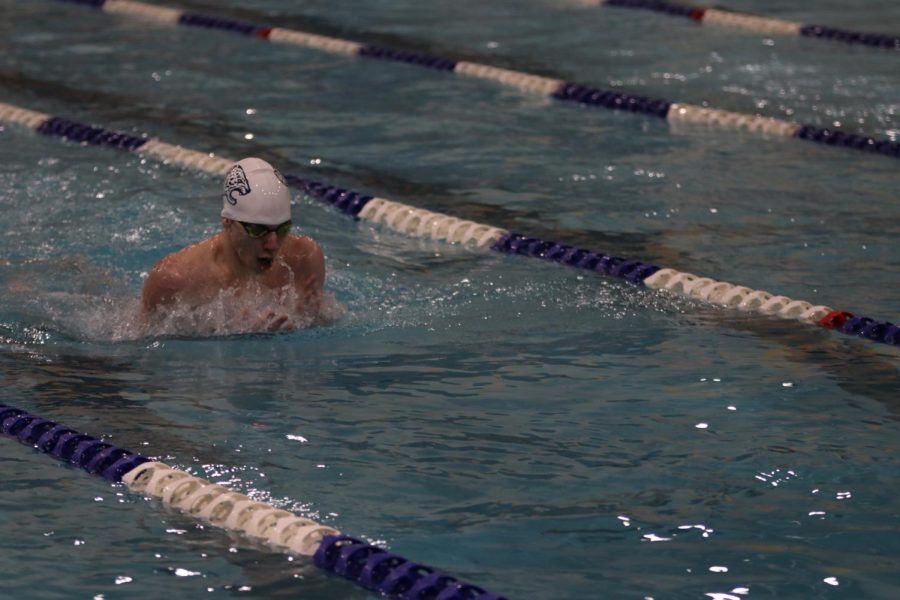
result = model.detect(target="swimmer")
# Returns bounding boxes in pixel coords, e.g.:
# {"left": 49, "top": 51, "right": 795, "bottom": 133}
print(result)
{"left": 141, "top": 157, "right": 325, "bottom": 332}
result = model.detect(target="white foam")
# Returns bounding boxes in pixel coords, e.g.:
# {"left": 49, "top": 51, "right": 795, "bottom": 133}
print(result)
{"left": 142, "top": 285, "right": 345, "bottom": 338}
{"left": 9, "top": 278, "right": 344, "bottom": 342}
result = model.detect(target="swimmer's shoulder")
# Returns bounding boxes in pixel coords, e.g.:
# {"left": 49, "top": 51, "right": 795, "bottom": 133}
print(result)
{"left": 284, "top": 234, "right": 324, "bottom": 268}
{"left": 148, "top": 240, "right": 204, "bottom": 278}
{"left": 285, "top": 233, "right": 323, "bottom": 258}
{"left": 160, "top": 235, "right": 226, "bottom": 270}
{"left": 143, "top": 237, "right": 221, "bottom": 309}
{"left": 143, "top": 253, "right": 193, "bottom": 310}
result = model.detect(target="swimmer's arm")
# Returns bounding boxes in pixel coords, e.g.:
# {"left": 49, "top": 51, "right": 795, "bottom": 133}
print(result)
{"left": 305, "top": 243, "right": 326, "bottom": 312}
{"left": 289, "top": 238, "right": 326, "bottom": 312}
{"left": 307, "top": 241, "right": 326, "bottom": 295}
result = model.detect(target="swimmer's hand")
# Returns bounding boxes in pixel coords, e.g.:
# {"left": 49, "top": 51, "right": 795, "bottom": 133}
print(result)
{"left": 252, "top": 310, "right": 295, "bottom": 332}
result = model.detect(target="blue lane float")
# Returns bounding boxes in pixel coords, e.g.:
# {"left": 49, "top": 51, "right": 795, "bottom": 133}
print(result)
{"left": 47, "top": 0, "right": 900, "bottom": 161}
{"left": 793, "top": 125, "right": 900, "bottom": 157}
{"left": 315, "top": 536, "right": 504, "bottom": 599}
{"left": 491, "top": 232, "right": 662, "bottom": 284}
{"left": 799, "top": 24, "right": 900, "bottom": 49}
{"left": 56, "top": 0, "right": 105, "bottom": 5}
{"left": 358, "top": 45, "right": 459, "bottom": 71}
{"left": 282, "top": 176, "right": 375, "bottom": 217}
{"left": 551, "top": 84, "right": 672, "bottom": 118}
{"left": 178, "top": 12, "right": 272, "bottom": 38}
{"left": 0, "top": 402, "right": 507, "bottom": 600}
{"left": 603, "top": 0, "right": 700, "bottom": 19}
{"left": 37, "top": 116, "right": 148, "bottom": 151}
{"left": 0, "top": 404, "right": 150, "bottom": 481}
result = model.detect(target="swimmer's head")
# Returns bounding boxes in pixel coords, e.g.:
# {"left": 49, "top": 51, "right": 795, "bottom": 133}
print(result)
{"left": 221, "top": 157, "right": 291, "bottom": 226}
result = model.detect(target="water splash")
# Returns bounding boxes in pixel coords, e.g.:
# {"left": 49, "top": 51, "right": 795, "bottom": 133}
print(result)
{"left": 142, "top": 285, "right": 345, "bottom": 339}
{"left": 3, "top": 262, "right": 345, "bottom": 342}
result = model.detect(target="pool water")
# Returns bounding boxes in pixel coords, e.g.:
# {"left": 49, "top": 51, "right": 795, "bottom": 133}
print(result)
{"left": 1, "top": 0, "right": 898, "bottom": 598}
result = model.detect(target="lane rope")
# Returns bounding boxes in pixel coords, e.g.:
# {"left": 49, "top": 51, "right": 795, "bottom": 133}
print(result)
{"left": 583, "top": 0, "right": 900, "bottom": 50}
{"left": 2, "top": 101, "right": 897, "bottom": 348}
{"left": 0, "top": 402, "right": 507, "bottom": 599}
{"left": 47, "top": 0, "right": 900, "bottom": 161}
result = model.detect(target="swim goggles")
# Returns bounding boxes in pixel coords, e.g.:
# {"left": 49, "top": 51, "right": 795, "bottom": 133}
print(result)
{"left": 239, "top": 220, "right": 292, "bottom": 238}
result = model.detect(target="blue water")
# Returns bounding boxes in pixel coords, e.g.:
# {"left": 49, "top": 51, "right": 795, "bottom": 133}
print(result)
{"left": 1, "top": 0, "right": 899, "bottom": 598}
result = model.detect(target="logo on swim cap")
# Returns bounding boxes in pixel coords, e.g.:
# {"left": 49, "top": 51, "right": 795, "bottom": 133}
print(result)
{"left": 224, "top": 164, "right": 251, "bottom": 206}
{"left": 221, "top": 157, "right": 291, "bottom": 225}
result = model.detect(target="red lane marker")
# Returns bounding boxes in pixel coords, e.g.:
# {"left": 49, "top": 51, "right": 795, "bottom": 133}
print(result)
{"left": 818, "top": 310, "right": 853, "bottom": 329}
{"left": 689, "top": 8, "right": 707, "bottom": 22}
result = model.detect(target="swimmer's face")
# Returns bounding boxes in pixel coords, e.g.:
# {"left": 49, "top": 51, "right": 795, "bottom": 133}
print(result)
{"left": 225, "top": 219, "right": 291, "bottom": 272}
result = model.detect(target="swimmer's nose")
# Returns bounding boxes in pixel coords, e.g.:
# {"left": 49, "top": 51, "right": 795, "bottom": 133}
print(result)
{"left": 262, "top": 230, "right": 280, "bottom": 251}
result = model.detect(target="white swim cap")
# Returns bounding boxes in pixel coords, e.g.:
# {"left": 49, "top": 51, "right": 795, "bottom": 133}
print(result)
{"left": 221, "top": 157, "right": 291, "bottom": 225}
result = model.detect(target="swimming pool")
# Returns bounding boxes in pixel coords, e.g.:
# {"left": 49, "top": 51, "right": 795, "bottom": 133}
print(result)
{"left": 1, "top": 0, "right": 898, "bottom": 598}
